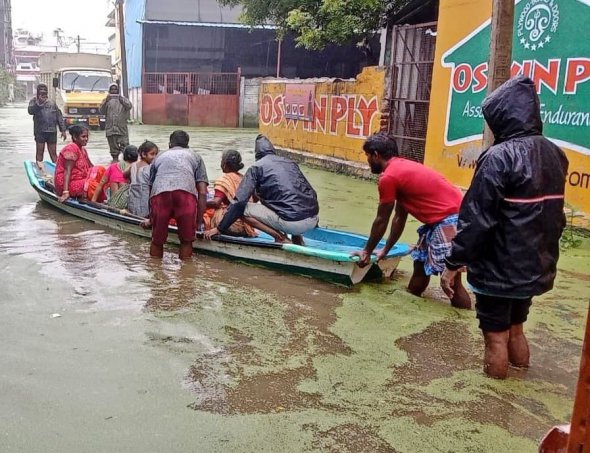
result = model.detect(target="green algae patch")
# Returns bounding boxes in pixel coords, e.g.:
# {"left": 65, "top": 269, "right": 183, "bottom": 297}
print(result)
{"left": 379, "top": 417, "right": 536, "bottom": 453}
{"left": 142, "top": 210, "right": 590, "bottom": 451}
{"left": 298, "top": 284, "right": 477, "bottom": 413}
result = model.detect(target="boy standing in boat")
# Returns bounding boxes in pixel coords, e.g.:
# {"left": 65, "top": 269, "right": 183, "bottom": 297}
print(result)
{"left": 28, "top": 84, "right": 67, "bottom": 168}
{"left": 352, "top": 132, "right": 471, "bottom": 309}
{"left": 143, "top": 130, "right": 208, "bottom": 260}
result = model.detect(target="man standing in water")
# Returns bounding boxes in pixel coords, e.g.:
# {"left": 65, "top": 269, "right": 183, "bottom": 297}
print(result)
{"left": 144, "top": 130, "right": 208, "bottom": 260}
{"left": 100, "top": 83, "right": 132, "bottom": 162}
{"left": 28, "top": 83, "right": 67, "bottom": 167}
{"left": 352, "top": 132, "right": 471, "bottom": 309}
{"left": 441, "top": 76, "right": 568, "bottom": 379}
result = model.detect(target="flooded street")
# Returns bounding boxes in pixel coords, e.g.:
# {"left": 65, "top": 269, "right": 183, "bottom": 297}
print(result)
{"left": 1, "top": 103, "right": 589, "bottom": 452}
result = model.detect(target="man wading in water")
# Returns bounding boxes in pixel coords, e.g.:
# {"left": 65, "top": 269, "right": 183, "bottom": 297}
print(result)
{"left": 28, "top": 83, "right": 67, "bottom": 167}
{"left": 441, "top": 76, "right": 568, "bottom": 379}
{"left": 100, "top": 83, "right": 132, "bottom": 162}
{"left": 352, "top": 132, "right": 471, "bottom": 309}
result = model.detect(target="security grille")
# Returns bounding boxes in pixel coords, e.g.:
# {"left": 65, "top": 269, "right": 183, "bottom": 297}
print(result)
{"left": 387, "top": 22, "right": 437, "bottom": 163}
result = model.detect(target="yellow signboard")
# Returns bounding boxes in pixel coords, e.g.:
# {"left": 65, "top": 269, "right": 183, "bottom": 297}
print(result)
{"left": 424, "top": 0, "right": 590, "bottom": 213}
{"left": 259, "top": 67, "right": 386, "bottom": 163}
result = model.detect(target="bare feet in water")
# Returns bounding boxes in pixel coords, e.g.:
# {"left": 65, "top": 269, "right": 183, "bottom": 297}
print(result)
{"left": 292, "top": 235, "right": 305, "bottom": 246}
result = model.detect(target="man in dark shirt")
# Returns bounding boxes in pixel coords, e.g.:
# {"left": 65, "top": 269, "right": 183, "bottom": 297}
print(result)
{"left": 208, "top": 135, "right": 319, "bottom": 244}
{"left": 28, "top": 84, "right": 67, "bottom": 167}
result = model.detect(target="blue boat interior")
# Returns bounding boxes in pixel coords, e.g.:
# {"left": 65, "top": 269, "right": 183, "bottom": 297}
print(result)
{"left": 26, "top": 161, "right": 411, "bottom": 263}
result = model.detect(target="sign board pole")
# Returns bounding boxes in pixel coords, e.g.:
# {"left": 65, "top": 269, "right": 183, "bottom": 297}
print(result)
{"left": 566, "top": 303, "right": 590, "bottom": 452}
{"left": 116, "top": 0, "right": 129, "bottom": 98}
{"left": 482, "top": 0, "right": 514, "bottom": 149}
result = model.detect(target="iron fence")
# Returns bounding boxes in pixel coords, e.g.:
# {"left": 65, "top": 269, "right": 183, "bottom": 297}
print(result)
{"left": 143, "top": 72, "right": 240, "bottom": 95}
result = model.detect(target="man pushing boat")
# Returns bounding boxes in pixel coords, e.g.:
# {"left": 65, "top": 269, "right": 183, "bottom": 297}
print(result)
{"left": 352, "top": 132, "right": 471, "bottom": 309}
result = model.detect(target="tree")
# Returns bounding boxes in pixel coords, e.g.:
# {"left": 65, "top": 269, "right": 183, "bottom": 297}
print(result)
{"left": 219, "top": 0, "right": 407, "bottom": 50}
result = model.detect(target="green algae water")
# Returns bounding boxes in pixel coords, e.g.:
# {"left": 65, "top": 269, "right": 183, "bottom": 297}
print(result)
{"left": 0, "top": 104, "right": 588, "bottom": 452}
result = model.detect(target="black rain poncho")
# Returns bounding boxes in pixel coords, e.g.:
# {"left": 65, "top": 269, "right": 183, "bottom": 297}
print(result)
{"left": 446, "top": 76, "right": 569, "bottom": 297}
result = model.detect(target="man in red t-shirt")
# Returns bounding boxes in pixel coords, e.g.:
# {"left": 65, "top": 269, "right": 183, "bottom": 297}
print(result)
{"left": 352, "top": 132, "right": 471, "bottom": 309}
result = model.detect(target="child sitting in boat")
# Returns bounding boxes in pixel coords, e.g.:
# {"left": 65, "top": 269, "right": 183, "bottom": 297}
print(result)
{"left": 203, "top": 150, "right": 257, "bottom": 238}
{"left": 91, "top": 145, "right": 138, "bottom": 207}
{"left": 55, "top": 125, "right": 106, "bottom": 203}
{"left": 205, "top": 136, "right": 319, "bottom": 244}
{"left": 124, "top": 141, "right": 158, "bottom": 218}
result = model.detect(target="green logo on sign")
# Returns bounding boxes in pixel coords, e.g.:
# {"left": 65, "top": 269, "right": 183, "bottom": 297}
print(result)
{"left": 442, "top": 0, "right": 590, "bottom": 156}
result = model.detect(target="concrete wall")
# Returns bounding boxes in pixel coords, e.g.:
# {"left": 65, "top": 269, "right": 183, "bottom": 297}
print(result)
{"left": 259, "top": 66, "right": 390, "bottom": 163}
{"left": 240, "top": 77, "right": 262, "bottom": 128}
{"left": 129, "top": 87, "right": 142, "bottom": 123}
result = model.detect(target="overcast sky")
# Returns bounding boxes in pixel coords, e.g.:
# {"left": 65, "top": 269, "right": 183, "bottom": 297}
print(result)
{"left": 12, "top": 0, "right": 113, "bottom": 46}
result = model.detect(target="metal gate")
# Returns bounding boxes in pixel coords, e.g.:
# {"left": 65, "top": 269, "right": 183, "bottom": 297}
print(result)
{"left": 387, "top": 22, "right": 437, "bottom": 162}
{"left": 142, "top": 71, "right": 241, "bottom": 127}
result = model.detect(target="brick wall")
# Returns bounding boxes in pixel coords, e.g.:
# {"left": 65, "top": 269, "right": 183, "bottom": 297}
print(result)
{"left": 258, "top": 66, "right": 390, "bottom": 163}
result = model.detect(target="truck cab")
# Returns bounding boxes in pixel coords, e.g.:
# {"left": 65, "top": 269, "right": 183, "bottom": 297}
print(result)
{"left": 52, "top": 68, "right": 113, "bottom": 130}
{"left": 39, "top": 53, "right": 114, "bottom": 131}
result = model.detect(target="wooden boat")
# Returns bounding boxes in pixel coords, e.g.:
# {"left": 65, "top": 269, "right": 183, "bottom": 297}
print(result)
{"left": 25, "top": 161, "right": 411, "bottom": 285}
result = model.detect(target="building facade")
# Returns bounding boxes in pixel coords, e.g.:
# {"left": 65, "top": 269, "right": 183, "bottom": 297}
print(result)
{"left": 257, "top": 0, "right": 590, "bottom": 215}
{"left": 122, "top": 0, "right": 378, "bottom": 126}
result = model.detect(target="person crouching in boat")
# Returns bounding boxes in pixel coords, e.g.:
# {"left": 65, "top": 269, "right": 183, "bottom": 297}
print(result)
{"left": 55, "top": 125, "right": 106, "bottom": 203}
{"left": 203, "top": 150, "right": 257, "bottom": 239}
{"left": 124, "top": 141, "right": 159, "bottom": 219}
{"left": 90, "top": 145, "right": 138, "bottom": 208}
{"left": 142, "top": 130, "right": 208, "bottom": 260}
{"left": 206, "top": 135, "right": 319, "bottom": 244}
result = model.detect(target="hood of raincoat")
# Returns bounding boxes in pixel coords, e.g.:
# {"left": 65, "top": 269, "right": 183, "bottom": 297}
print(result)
{"left": 254, "top": 134, "right": 277, "bottom": 160}
{"left": 447, "top": 76, "right": 569, "bottom": 298}
{"left": 482, "top": 76, "right": 543, "bottom": 143}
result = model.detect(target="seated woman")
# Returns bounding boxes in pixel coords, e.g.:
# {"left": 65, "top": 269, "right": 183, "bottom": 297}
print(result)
{"left": 54, "top": 125, "right": 105, "bottom": 203}
{"left": 204, "top": 150, "right": 257, "bottom": 238}
{"left": 91, "top": 145, "right": 138, "bottom": 208}
{"left": 125, "top": 141, "right": 158, "bottom": 218}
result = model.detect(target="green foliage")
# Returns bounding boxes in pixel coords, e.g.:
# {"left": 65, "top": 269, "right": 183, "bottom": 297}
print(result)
{"left": 219, "top": 0, "right": 404, "bottom": 49}
{"left": 560, "top": 208, "right": 583, "bottom": 250}
{"left": 0, "top": 69, "right": 14, "bottom": 106}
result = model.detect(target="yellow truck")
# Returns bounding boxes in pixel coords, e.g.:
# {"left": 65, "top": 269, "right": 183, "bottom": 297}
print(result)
{"left": 39, "top": 52, "right": 113, "bottom": 130}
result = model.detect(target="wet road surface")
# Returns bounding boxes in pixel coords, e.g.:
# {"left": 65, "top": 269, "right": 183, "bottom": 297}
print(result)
{"left": 1, "top": 103, "right": 589, "bottom": 452}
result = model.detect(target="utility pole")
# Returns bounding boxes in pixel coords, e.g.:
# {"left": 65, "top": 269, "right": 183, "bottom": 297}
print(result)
{"left": 76, "top": 35, "right": 81, "bottom": 53}
{"left": 276, "top": 38, "right": 282, "bottom": 78}
{"left": 116, "top": 0, "right": 128, "bottom": 98}
{"left": 482, "top": 0, "right": 515, "bottom": 149}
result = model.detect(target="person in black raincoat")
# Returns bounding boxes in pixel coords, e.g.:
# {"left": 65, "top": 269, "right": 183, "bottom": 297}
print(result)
{"left": 206, "top": 135, "right": 319, "bottom": 244}
{"left": 441, "top": 76, "right": 568, "bottom": 379}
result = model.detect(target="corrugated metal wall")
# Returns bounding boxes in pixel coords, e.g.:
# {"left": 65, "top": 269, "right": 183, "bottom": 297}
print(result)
{"left": 124, "top": 0, "right": 146, "bottom": 89}
{"left": 142, "top": 71, "right": 240, "bottom": 127}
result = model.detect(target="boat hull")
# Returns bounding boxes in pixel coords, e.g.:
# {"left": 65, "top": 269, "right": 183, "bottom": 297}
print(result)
{"left": 26, "top": 161, "right": 409, "bottom": 285}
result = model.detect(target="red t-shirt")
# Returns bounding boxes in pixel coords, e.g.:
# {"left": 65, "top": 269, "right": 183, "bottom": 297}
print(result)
{"left": 378, "top": 157, "right": 462, "bottom": 224}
